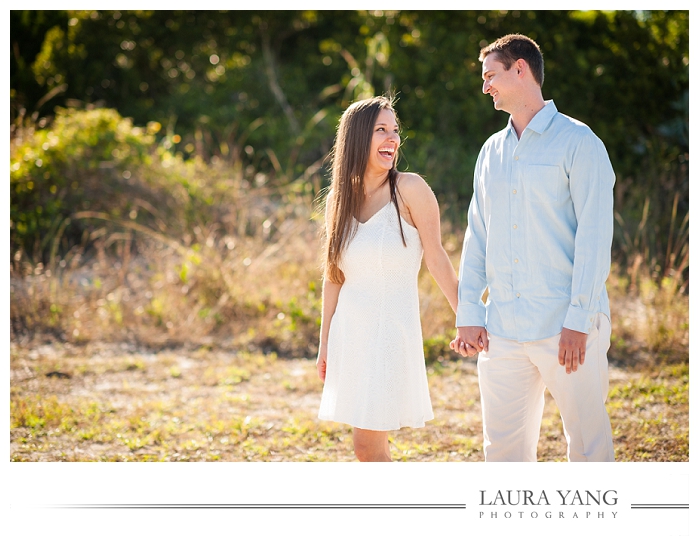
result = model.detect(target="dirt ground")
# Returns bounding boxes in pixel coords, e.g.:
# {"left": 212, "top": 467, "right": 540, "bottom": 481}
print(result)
{"left": 10, "top": 340, "right": 688, "bottom": 462}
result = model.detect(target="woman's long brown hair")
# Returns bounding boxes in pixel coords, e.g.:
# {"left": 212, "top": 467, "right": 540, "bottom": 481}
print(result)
{"left": 322, "top": 95, "right": 405, "bottom": 284}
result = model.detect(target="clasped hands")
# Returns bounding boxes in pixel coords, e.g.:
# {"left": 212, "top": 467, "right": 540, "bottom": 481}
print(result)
{"left": 450, "top": 326, "right": 588, "bottom": 374}
{"left": 450, "top": 326, "right": 488, "bottom": 358}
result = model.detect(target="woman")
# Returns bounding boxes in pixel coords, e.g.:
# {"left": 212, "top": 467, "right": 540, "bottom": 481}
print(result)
{"left": 316, "top": 95, "right": 461, "bottom": 461}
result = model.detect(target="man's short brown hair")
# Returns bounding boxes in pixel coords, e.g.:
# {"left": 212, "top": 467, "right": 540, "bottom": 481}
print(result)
{"left": 479, "top": 34, "right": 544, "bottom": 87}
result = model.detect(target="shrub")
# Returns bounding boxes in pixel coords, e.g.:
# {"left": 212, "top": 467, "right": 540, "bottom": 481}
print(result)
{"left": 10, "top": 107, "right": 173, "bottom": 262}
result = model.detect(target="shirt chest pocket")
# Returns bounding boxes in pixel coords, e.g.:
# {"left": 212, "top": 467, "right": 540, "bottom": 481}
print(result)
{"left": 523, "top": 164, "right": 561, "bottom": 203}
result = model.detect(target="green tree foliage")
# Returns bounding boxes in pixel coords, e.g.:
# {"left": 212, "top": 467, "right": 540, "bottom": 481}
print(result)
{"left": 10, "top": 10, "right": 688, "bottom": 281}
{"left": 10, "top": 10, "right": 69, "bottom": 113}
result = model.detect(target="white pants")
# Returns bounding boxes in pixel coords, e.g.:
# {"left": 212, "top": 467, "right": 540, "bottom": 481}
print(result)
{"left": 477, "top": 313, "right": 614, "bottom": 462}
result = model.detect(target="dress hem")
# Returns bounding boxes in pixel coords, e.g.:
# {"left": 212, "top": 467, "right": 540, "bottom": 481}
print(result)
{"left": 317, "top": 414, "right": 434, "bottom": 431}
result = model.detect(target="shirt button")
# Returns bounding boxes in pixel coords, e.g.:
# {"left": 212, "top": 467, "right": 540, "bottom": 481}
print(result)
{"left": 514, "top": 156, "right": 519, "bottom": 160}
{"left": 513, "top": 224, "right": 518, "bottom": 229}
{"left": 516, "top": 293, "right": 521, "bottom": 298}
{"left": 513, "top": 189, "right": 517, "bottom": 194}
{"left": 514, "top": 259, "right": 519, "bottom": 263}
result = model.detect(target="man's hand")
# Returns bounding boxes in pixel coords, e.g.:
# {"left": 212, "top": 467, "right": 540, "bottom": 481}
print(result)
{"left": 450, "top": 326, "right": 489, "bottom": 357}
{"left": 558, "top": 328, "right": 588, "bottom": 374}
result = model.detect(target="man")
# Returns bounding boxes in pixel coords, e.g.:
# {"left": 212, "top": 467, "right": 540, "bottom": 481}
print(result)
{"left": 452, "top": 34, "right": 615, "bottom": 462}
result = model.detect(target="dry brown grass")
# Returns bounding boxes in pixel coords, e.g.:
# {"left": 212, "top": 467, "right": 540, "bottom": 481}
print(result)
{"left": 10, "top": 212, "right": 322, "bottom": 357}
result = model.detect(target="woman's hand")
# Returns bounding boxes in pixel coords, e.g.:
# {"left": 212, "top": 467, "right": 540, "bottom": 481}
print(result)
{"left": 316, "top": 344, "right": 328, "bottom": 382}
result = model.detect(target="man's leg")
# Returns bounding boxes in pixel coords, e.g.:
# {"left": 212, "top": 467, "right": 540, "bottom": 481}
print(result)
{"left": 530, "top": 313, "right": 615, "bottom": 462}
{"left": 478, "top": 333, "right": 546, "bottom": 462}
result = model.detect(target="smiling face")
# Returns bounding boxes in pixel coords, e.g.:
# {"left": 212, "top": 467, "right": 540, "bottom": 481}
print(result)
{"left": 481, "top": 53, "right": 520, "bottom": 113}
{"left": 365, "top": 108, "right": 400, "bottom": 176}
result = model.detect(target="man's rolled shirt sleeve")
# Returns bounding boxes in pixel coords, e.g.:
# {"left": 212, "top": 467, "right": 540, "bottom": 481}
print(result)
{"left": 563, "top": 131, "right": 615, "bottom": 334}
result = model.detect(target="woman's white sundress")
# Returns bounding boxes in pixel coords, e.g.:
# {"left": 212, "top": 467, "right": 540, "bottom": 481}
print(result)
{"left": 318, "top": 201, "right": 434, "bottom": 430}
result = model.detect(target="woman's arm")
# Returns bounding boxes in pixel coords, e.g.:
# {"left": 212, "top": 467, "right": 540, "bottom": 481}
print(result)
{"left": 316, "top": 192, "right": 343, "bottom": 382}
{"left": 399, "top": 173, "right": 458, "bottom": 313}
{"left": 316, "top": 278, "right": 342, "bottom": 382}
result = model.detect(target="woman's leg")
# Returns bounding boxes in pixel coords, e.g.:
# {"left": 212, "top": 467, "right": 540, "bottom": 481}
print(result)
{"left": 352, "top": 428, "right": 391, "bottom": 461}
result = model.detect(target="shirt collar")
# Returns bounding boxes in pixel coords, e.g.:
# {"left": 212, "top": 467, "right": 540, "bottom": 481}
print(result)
{"left": 505, "top": 100, "right": 558, "bottom": 137}
{"left": 525, "top": 100, "right": 557, "bottom": 134}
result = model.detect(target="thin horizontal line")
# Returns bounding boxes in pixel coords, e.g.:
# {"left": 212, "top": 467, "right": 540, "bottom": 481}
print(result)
{"left": 631, "top": 504, "right": 688, "bottom": 509}
{"left": 44, "top": 503, "right": 466, "bottom": 510}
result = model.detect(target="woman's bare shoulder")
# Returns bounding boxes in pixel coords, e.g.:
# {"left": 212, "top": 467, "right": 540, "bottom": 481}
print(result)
{"left": 397, "top": 171, "right": 426, "bottom": 186}
{"left": 397, "top": 172, "right": 433, "bottom": 200}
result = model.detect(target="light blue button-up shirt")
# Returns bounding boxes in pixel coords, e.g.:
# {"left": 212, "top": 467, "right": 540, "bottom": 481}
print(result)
{"left": 456, "top": 100, "right": 615, "bottom": 342}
